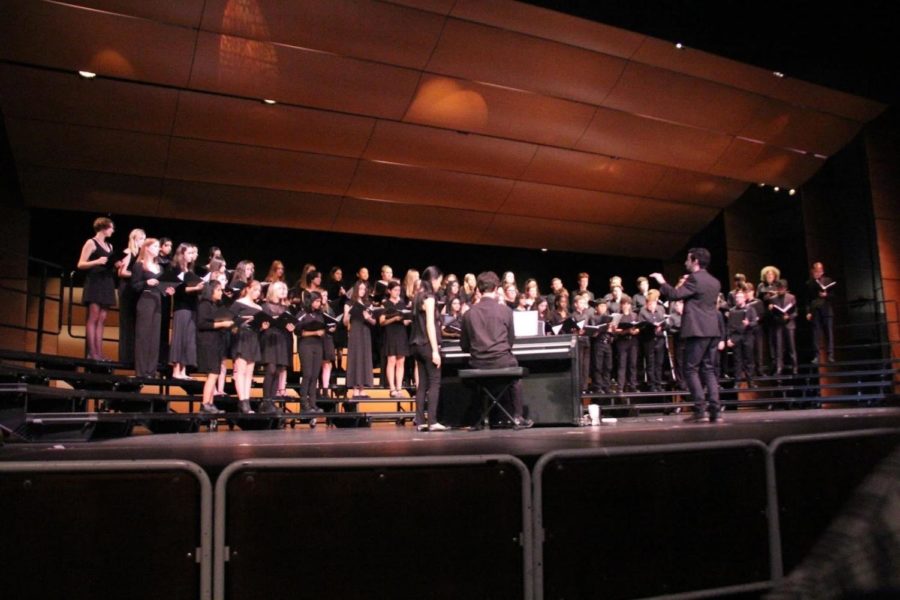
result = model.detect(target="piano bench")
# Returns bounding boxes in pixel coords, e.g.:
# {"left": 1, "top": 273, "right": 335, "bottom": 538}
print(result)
{"left": 458, "top": 367, "right": 529, "bottom": 428}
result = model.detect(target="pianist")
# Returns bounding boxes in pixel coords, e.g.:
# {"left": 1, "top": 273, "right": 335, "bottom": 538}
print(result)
{"left": 460, "top": 271, "right": 534, "bottom": 429}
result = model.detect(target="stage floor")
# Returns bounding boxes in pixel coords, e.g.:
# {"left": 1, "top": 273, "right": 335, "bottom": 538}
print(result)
{"left": 2, "top": 407, "right": 899, "bottom": 476}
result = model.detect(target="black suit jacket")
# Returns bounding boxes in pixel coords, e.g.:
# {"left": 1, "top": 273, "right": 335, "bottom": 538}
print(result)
{"left": 659, "top": 269, "right": 722, "bottom": 338}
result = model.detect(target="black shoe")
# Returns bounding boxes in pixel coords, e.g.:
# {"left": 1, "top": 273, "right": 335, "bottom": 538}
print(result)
{"left": 200, "top": 403, "right": 224, "bottom": 414}
{"left": 710, "top": 413, "right": 725, "bottom": 423}
{"left": 238, "top": 399, "right": 254, "bottom": 414}
{"left": 683, "top": 414, "right": 709, "bottom": 423}
{"left": 513, "top": 417, "right": 534, "bottom": 429}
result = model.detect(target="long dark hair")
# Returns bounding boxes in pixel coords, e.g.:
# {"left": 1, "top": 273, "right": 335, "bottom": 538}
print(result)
{"left": 200, "top": 279, "right": 222, "bottom": 303}
{"left": 420, "top": 266, "right": 443, "bottom": 295}
{"left": 349, "top": 280, "right": 369, "bottom": 305}
{"left": 304, "top": 290, "right": 323, "bottom": 313}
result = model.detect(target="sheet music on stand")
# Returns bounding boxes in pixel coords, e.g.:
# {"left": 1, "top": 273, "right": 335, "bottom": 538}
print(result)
{"left": 513, "top": 310, "right": 539, "bottom": 337}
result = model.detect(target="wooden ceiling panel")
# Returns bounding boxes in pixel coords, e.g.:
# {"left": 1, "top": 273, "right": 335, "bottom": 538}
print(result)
{"left": 505, "top": 182, "right": 718, "bottom": 232}
{"left": 450, "top": 0, "right": 644, "bottom": 59}
{"left": 710, "top": 139, "right": 824, "bottom": 187}
{"left": 428, "top": 19, "right": 627, "bottom": 106}
{"left": 166, "top": 138, "right": 358, "bottom": 194}
{"left": 404, "top": 75, "right": 596, "bottom": 147}
{"left": 173, "top": 92, "right": 375, "bottom": 157}
{"left": 604, "top": 62, "right": 765, "bottom": 134}
{"left": 60, "top": 0, "right": 206, "bottom": 28}
{"left": 381, "top": 0, "right": 455, "bottom": 15}
{"left": 632, "top": 36, "right": 885, "bottom": 123}
{"left": 576, "top": 107, "right": 733, "bottom": 173}
{"left": 5, "top": 118, "right": 169, "bottom": 178}
{"left": 160, "top": 180, "right": 341, "bottom": 230}
{"left": 650, "top": 169, "right": 748, "bottom": 208}
{"left": 1, "top": 0, "right": 196, "bottom": 87}
{"left": 0, "top": 64, "right": 179, "bottom": 135}
{"left": 200, "top": 0, "right": 445, "bottom": 70}
{"left": 482, "top": 215, "right": 687, "bottom": 258}
{"left": 334, "top": 198, "right": 491, "bottom": 244}
{"left": 18, "top": 166, "right": 164, "bottom": 216}
{"left": 739, "top": 99, "right": 862, "bottom": 156}
{"left": 363, "top": 121, "right": 537, "bottom": 179}
{"left": 522, "top": 147, "right": 666, "bottom": 197}
{"left": 189, "top": 32, "right": 420, "bottom": 119}
{"left": 348, "top": 161, "right": 514, "bottom": 211}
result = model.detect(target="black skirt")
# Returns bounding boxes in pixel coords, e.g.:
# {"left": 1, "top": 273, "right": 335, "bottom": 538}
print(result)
{"left": 231, "top": 327, "right": 262, "bottom": 363}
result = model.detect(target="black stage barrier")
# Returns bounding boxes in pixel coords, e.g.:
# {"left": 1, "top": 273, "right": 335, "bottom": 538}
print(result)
{"left": 0, "top": 460, "right": 213, "bottom": 600}
{"left": 534, "top": 441, "right": 774, "bottom": 600}
{"left": 214, "top": 456, "right": 532, "bottom": 600}
{"left": 771, "top": 428, "right": 900, "bottom": 572}
{"left": 439, "top": 335, "right": 582, "bottom": 427}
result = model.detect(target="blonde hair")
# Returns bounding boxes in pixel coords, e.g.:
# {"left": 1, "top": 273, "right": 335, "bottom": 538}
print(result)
{"left": 646, "top": 289, "right": 660, "bottom": 302}
{"left": 463, "top": 273, "right": 476, "bottom": 296}
{"left": 403, "top": 269, "right": 419, "bottom": 300}
{"left": 127, "top": 228, "right": 145, "bottom": 256}
{"left": 265, "top": 281, "right": 287, "bottom": 303}
{"left": 760, "top": 266, "right": 781, "bottom": 282}
{"left": 136, "top": 238, "right": 159, "bottom": 267}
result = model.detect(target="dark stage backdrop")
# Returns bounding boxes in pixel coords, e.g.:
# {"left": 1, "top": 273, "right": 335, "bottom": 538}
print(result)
{"left": 29, "top": 208, "right": 668, "bottom": 296}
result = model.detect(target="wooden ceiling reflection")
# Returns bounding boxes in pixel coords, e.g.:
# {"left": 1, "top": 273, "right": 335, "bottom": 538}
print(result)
{"left": 0, "top": 0, "right": 884, "bottom": 258}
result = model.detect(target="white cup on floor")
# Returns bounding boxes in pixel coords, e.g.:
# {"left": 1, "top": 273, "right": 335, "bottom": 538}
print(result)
{"left": 588, "top": 404, "right": 600, "bottom": 426}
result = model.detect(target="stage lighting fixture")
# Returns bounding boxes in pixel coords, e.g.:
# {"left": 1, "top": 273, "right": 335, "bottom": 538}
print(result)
{"left": 789, "top": 189, "right": 796, "bottom": 196}
{"left": 77, "top": 70, "right": 97, "bottom": 79}
{"left": 541, "top": 248, "right": 548, "bottom": 252}
{"left": 758, "top": 182, "right": 766, "bottom": 187}
{"left": 675, "top": 43, "right": 684, "bottom": 49}
{"left": 262, "top": 98, "right": 277, "bottom": 105}
{"left": 773, "top": 186, "right": 780, "bottom": 192}
{"left": 773, "top": 71, "right": 785, "bottom": 78}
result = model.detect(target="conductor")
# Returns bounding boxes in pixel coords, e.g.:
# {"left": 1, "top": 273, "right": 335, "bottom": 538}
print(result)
{"left": 650, "top": 248, "right": 723, "bottom": 423}
{"left": 460, "top": 271, "right": 534, "bottom": 429}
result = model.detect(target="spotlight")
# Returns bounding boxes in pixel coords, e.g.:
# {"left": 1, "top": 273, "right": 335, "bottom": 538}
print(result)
{"left": 262, "top": 98, "right": 277, "bottom": 105}
{"left": 758, "top": 182, "right": 766, "bottom": 187}
{"left": 77, "top": 70, "right": 97, "bottom": 79}
{"left": 773, "top": 71, "right": 785, "bottom": 78}
{"left": 789, "top": 189, "right": 796, "bottom": 196}
{"left": 675, "top": 43, "right": 684, "bottom": 49}
{"left": 541, "top": 248, "right": 548, "bottom": 252}
{"left": 773, "top": 186, "right": 780, "bottom": 192}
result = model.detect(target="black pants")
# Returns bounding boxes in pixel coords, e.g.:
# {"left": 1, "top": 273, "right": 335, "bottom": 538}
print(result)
{"left": 811, "top": 307, "right": 834, "bottom": 359}
{"left": 683, "top": 336, "right": 721, "bottom": 417}
{"left": 590, "top": 338, "right": 613, "bottom": 392}
{"left": 773, "top": 324, "right": 798, "bottom": 373}
{"left": 134, "top": 291, "right": 161, "bottom": 378}
{"left": 616, "top": 336, "right": 638, "bottom": 390}
{"left": 577, "top": 337, "right": 591, "bottom": 391}
{"left": 298, "top": 338, "right": 323, "bottom": 407}
{"left": 641, "top": 336, "right": 666, "bottom": 389}
{"left": 731, "top": 334, "right": 755, "bottom": 381}
{"left": 411, "top": 344, "right": 441, "bottom": 426}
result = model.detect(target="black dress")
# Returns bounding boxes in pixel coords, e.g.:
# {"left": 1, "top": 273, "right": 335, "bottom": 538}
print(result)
{"left": 259, "top": 302, "right": 292, "bottom": 367}
{"left": 169, "top": 268, "right": 198, "bottom": 367}
{"left": 196, "top": 299, "right": 226, "bottom": 374}
{"left": 381, "top": 299, "right": 410, "bottom": 357}
{"left": 117, "top": 250, "right": 138, "bottom": 363}
{"left": 82, "top": 239, "right": 117, "bottom": 307}
{"left": 346, "top": 302, "right": 373, "bottom": 387}
{"left": 298, "top": 312, "right": 325, "bottom": 403}
{"left": 131, "top": 262, "right": 164, "bottom": 378}
{"left": 230, "top": 302, "right": 263, "bottom": 363}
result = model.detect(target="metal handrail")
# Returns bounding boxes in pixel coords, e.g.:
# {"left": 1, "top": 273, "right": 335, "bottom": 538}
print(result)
{"left": 66, "top": 270, "right": 122, "bottom": 344}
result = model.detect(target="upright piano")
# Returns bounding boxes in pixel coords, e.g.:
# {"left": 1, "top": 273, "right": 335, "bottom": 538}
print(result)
{"left": 438, "top": 334, "right": 582, "bottom": 426}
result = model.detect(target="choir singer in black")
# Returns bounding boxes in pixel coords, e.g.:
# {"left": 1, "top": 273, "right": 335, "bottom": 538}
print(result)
{"left": 650, "top": 248, "right": 723, "bottom": 423}
{"left": 460, "top": 271, "right": 533, "bottom": 429}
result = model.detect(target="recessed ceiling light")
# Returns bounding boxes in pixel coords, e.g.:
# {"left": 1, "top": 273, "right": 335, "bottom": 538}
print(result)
{"left": 675, "top": 43, "right": 684, "bottom": 49}
{"left": 773, "top": 186, "right": 780, "bottom": 192}
{"left": 773, "top": 71, "right": 785, "bottom": 78}
{"left": 262, "top": 98, "right": 277, "bottom": 105}
{"left": 77, "top": 70, "right": 97, "bottom": 79}
{"left": 789, "top": 189, "right": 796, "bottom": 196}
{"left": 541, "top": 248, "right": 548, "bottom": 252}
{"left": 758, "top": 182, "right": 766, "bottom": 187}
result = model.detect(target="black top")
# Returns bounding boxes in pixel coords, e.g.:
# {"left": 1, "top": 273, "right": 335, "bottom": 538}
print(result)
{"left": 725, "top": 305, "right": 759, "bottom": 336}
{"left": 85, "top": 238, "right": 115, "bottom": 275}
{"left": 130, "top": 262, "right": 164, "bottom": 296}
{"left": 460, "top": 296, "right": 516, "bottom": 364}
{"left": 806, "top": 276, "right": 836, "bottom": 313}
{"left": 172, "top": 268, "right": 200, "bottom": 311}
{"left": 409, "top": 291, "right": 441, "bottom": 347}
{"left": 639, "top": 305, "right": 668, "bottom": 338}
